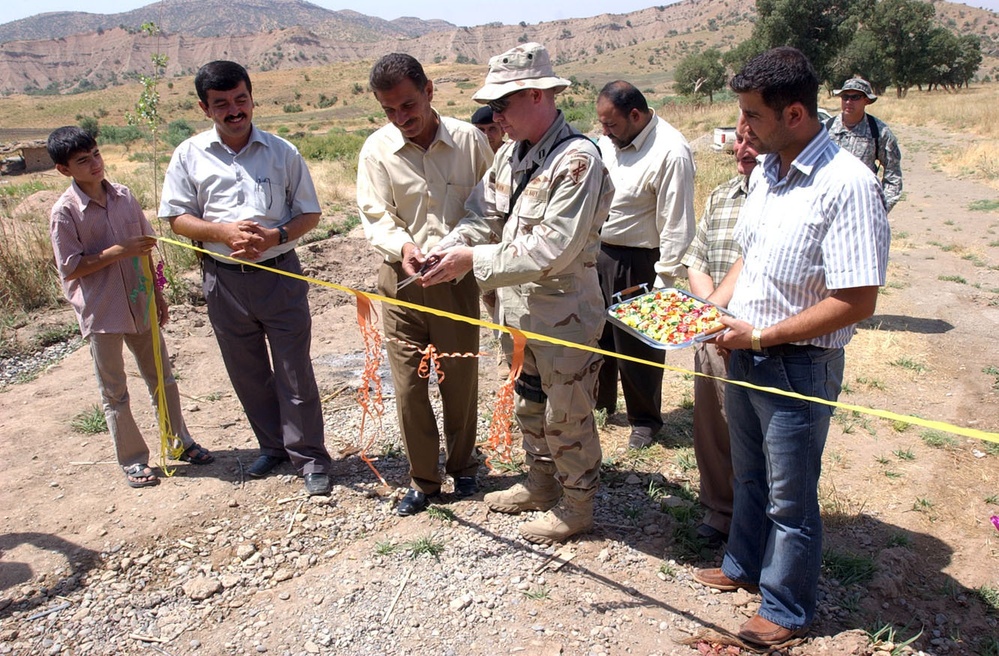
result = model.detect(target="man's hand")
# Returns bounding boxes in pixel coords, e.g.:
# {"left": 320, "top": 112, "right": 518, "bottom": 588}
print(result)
{"left": 226, "top": 220, "right": 266, "bottom": 259}
{"left": 118, "top": 235, "right": 157, "bottom": 259}
{"left": 710, "top": 315, "right": 754, "bottom": 351}
{"left": 420, "top": 246, "right": 473, "bottom": 286}
{"left": 400, "top": 242, "right": 427, "bottom": 278}
{"left": 154, "top": 291, "right": 170, "bottom": 327}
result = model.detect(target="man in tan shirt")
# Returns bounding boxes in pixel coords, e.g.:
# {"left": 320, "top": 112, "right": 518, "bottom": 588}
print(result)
{"left": 356, "top": 53, "right": 492, "bottom": 516}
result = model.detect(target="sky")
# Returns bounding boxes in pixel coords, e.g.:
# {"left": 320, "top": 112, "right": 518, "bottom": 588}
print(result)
{"left": 1, "top": 1, "right": 686, "bottom": 29}
{"left": 2, "top": 0, "right": 997, "bottom": 30}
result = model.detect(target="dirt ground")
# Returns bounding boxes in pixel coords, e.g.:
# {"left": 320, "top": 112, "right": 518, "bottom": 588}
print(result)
{"left": 0, "top": 123, "right": 997, "bottom": 655}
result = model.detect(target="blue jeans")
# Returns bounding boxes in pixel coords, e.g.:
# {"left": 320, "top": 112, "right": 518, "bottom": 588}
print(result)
{"left": 721, "top": 345, "right": 844, "bottom": 630}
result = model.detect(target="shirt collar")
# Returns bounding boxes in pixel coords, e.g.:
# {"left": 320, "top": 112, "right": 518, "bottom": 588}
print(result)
{"left": 388, "top": 110, "right": 449, "bottom": 154}
{"left": 68, "top": 178, "right": 116, "bottom": 211}
{"left": 762, "top": 128, "right": 834, "bottom": 185}
{"left": 207, "top": 124, "right": 266, "bottom": 154}
{"left": 728, "top": 174, "right": 750, "bottom": 200}
{"left": 620, "top": 111, "right": 658, "bottom": 153}
{"left": 514, "top": 111, "right": 570, "bottom": 172}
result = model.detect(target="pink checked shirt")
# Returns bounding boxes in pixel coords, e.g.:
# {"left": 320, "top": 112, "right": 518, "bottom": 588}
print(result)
{"left": 49, "top": 180, "right": 154, "bottom": 338}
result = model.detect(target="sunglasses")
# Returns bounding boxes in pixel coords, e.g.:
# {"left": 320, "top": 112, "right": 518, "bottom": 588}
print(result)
{"left": 487, "top": 90, "right": 524, "bottom": 114}
{"left": 840, "top": 93, "right": 867, "bottom": 101}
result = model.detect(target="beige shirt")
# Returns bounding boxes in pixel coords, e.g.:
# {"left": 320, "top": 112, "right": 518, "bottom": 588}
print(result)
{"left": 357, "top": 114, "right": 492, "bottom": 261}
{"left": 597, "top": 113, "right": 695, "bottom": 286}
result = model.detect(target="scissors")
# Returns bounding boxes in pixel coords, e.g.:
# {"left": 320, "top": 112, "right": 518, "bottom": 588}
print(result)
{"left": 396, "top": 254, "right": 441, "bottom": 291}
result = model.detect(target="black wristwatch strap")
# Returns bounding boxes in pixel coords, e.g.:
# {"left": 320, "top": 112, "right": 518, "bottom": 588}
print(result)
{"left": 277, "top": 226, "right": 289, "bottom": 244}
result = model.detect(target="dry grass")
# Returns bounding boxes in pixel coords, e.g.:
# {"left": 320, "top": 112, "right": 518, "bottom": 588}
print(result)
{"left": 0, "top": 191, "right": 62, "bottom": 318}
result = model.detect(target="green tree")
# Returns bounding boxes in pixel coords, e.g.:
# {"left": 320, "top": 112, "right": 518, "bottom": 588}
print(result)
{"left": 673, "top": 49, "right": 727, "bottom": 103}
{"left": 748, "top": 0, "right": 865, "bottom": 84}
{"left": 866, "top": 0, "right": 936, "bottom": 97}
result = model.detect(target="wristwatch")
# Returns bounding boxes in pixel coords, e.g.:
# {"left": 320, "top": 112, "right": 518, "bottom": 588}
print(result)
{"left": 751, "top": 328, "right": 763, "bottom": 351}
{"left": 277, "top": 226, "right": 289, "bottom": 245}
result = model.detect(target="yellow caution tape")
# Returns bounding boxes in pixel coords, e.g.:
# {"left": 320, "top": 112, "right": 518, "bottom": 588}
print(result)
{"left": 156, "top": 237, "right": 999, "bottom": 446}
{"left": 141, "top": 257, "right": 184, "bottom": 475}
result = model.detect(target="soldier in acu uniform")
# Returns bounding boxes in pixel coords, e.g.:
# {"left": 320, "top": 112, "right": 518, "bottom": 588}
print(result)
{"left": 422, "top": 42, "right": 615, "bottom": 544}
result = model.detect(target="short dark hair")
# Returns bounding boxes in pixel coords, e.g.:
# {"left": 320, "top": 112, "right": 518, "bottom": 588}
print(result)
{"left": 195, "top": 60, "right": 252, "bottom": 104}
{"left": 598, "top": 80, "right": 649, "bottom": 115}
{"left": 47, "top": 126, "right": 97, "bottom": 166}
{"left": 369, "top": 53, "right": 428, "bottom": 93}
{"left": 729, "top": 47, "right": 819, "bottom": 117}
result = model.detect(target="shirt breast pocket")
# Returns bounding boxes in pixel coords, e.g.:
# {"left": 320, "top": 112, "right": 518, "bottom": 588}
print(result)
{"left": 444, "top": 184, "right": 473, "bottom": 227}
{"left": 253, "top": 177, "right": 275, "bottom": 213}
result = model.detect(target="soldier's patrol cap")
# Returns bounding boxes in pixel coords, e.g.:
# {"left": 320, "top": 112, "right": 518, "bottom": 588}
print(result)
{"left": 833, "top": 77, "right": 877, "bottom": 103}
{"left": 472, "top": 42, "right": 572, "bottom": 103}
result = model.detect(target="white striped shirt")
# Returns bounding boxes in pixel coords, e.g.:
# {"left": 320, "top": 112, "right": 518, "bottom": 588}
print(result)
{"left": 729, "top": 129, "right": 890, "bottom": 349}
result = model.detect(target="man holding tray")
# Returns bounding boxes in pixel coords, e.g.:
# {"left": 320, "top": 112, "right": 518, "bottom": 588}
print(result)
{"left": 697, "top": 47, "right": 889, "bottom": 647}
{"left": 594, "top": 81, "right": 695, "bottom": 449}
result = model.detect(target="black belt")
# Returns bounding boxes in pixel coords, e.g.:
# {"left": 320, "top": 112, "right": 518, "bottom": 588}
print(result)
{"left": 754, "top": 343, "right": 829, "bottom": 356}
{"left": 206, "top": 251, "right": 290, "bottom": 273}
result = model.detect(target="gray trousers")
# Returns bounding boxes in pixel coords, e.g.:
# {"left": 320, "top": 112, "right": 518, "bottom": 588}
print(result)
{"left": 693, "top": 342, "right": 734, "bottom": 534}
{"left": 89, "top": 329, "right": 194, "bottom": 467}
{"left": 202, "top": 251, "right": 331, "bottom": 475}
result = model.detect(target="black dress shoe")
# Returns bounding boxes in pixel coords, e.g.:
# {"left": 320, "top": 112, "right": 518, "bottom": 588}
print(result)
{"left": 247, "top": 454, "right": 289, "bottom": 478}
{"left": 696, "top": 523, "right": 728, "bottom": 549}
{"left": 396, "top": 488, "right": 429, "bottom": 516}
{"left": 454, "top": 476, "right": 479, "bottom": 498}
{"left": 304, "top": 473, "right": 332, "bottom": 496}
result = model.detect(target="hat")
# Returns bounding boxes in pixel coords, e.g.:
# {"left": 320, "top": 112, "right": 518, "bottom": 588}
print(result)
{"left": 833, "top": 77, "right": 877, "bottom": 103}
{"left": 472, "top": 43, "right": 572, "bottom": 103}
{"left": 471, "top": 106, "right": 495, "bottom": 125}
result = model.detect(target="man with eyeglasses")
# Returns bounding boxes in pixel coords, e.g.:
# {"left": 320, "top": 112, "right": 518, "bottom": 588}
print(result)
{"left": 826, "top": 76, "right": 902, "bottom": 212}
{"left": 424, "top": 42, "right": 615, "bottom": 544}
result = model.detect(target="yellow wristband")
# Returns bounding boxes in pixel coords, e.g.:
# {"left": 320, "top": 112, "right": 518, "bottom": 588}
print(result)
{"left": 751, "top": 328, "right": 762, "bottom": 351}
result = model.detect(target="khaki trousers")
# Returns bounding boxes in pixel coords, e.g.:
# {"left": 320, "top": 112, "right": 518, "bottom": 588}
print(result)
{"left": 692, "top": 342, "right": 734, "bottom": 533}
{"left": 379, "top": 263, "right": 480, "bottom": 494}
{"left": 89, "top": 329, "right": 193, "bottom": 467}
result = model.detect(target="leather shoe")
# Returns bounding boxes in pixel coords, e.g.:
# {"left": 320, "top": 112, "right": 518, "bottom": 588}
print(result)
{"left": 304, "top": 473, "right": 331, "bottom": 496}
{"left": 396, "top": 488, "right": 430, "bottom": 516}
{"left": 738, "top": 614, "right": 807, "bottom": 646}
{"left": 454, "top": 476, "right": 478, "bottom": 498}
{"left": 692, "top": 567, "right": 759, "bottom": 593}
{"left": 628, "top": 426, "right": 655, "bottom": 449}
{"left": 247, "top": 454, "right": 289, "bottom": 478}
{"left": 696, "top": 523, "right": 728, "bottom": 549}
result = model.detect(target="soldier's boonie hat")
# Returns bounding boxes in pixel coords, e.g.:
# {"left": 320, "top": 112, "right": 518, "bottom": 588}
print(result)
{"left": 472, "top": 42, "right": 572, "bottom": 103}
{"left": 833, "top": 77, "right": 877, "bottom": 103}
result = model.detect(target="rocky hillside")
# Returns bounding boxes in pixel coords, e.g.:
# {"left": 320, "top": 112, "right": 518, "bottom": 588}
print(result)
{"left": 0, "top": 0, "right": 996, "bottom": 96}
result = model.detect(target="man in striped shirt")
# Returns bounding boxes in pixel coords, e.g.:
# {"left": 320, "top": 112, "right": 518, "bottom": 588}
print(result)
{"left": 692, "top": 48, "right": 890, "bottom": 647}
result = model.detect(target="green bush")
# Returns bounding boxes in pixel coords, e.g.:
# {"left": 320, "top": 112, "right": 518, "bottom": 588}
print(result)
{"left": 166, "top": 119, "right": 194, "bottom": 147}
{"left": 283, "top": 104, "right": 303, "bottom": 113}
{"left": 99, "top": 125, "right": 144, "bottom": 145}
{"left": 292, "top": 130, "right": 366, "bottom": 162}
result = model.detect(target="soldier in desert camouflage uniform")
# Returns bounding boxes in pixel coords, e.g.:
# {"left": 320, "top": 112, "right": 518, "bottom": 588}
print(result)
{"left": 422, "top": 42, "right": 614, "bottom": 544}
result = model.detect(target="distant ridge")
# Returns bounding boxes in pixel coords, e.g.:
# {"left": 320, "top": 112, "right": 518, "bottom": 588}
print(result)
{"left": 0, "top": 0, "right": 996, "bottom": 96}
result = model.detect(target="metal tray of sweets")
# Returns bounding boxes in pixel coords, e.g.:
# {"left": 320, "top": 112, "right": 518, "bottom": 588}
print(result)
{"left": 605, "top": 285, "right": 733, "bottom": 350}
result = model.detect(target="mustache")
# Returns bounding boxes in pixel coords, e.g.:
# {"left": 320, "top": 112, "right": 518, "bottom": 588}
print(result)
{"left": 224, "top": 113, "right": 246, "bottom": 123}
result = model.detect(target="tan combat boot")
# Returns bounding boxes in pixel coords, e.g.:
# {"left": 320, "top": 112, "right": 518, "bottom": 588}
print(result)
{"left": 518, "top": 490, "right": 594, "bottom": 545}
{"left": 484, "top": 462, "right": 561, "bottom": 514}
